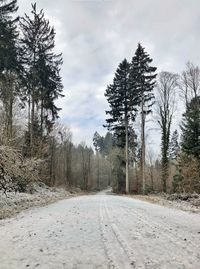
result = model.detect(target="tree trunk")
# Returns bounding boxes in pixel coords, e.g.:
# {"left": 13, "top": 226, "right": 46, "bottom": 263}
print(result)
{"left": 40, "top": 99, "right": 44, "bottom": 136}
{"left": 8, "top": 90, "right": 13, "bottom": 144}
{"left": 30, "top": 93, "right": 35, "bottom": 157}
{"left": 141, "top": 95, "right": 146, "bottom": 194}
{"left": 4, "top": 74, "right": 14, "bottom": 145}
{"left": 49, "top": 137, "right": 56, "bottom": 186}
{"left": 125, "top": 114, "right": 129, "bottom": 194}
{"left": 97, "top": 151, "right": 100, "bottom": 190}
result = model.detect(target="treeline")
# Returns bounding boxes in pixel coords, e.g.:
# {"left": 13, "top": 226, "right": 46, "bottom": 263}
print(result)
{"left": 48, "top": 125, "right": 111, "bottom": 190}
{"left": 0, "top": 0, "right": 110, "bottom": 193}
{"left": 99, "top": 44, "right": 200, "bottom": 194}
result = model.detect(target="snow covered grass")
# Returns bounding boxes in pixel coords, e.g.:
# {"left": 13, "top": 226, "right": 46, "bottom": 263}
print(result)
{"left": 130, "top": 193, "right": 200, "bottom": 213}
{"left": 0, "top": 183, "right": 83, "bottom": 220}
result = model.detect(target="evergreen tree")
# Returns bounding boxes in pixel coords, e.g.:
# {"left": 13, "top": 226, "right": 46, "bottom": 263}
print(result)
{"left": 104, "top": 59, "right": 137, "bottom": 193}
{"left": 130, "top": 43, "right": 157, "bottom": 193}
{"left": 0, "top": 0, "right": 21, "bottom": 143}
{"left": 93, "top": 131, "right": 104, "bottom": 153}
{"left": 93, "top": 131, "right": 103, "bottom": 190}
{"left": 0, "top": 0, "right": 19, "bottom": 73}
{"left": 181, "top": 97, "right": 200, "bottom": 160}
{"left": 169, "top": 130, "right": 180, "bottom": 161}
{"left": 20, "top": 3, "right": 63, "bottom": 156}
{"left": 102, "top": 132, "right": 113, "bottom": 156}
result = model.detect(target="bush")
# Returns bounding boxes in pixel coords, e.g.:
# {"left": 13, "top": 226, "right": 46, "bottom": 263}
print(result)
{"left": 173, "top": 153, "right": 200, "bottom": 193}
{"left": 0, "top": 146, "right": 43, "bottom": 194}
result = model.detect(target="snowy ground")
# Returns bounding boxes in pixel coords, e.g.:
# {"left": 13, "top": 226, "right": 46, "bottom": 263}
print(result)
{"left": 0, "top": 192, "right": 200, "bottom": 269}
{"left": 131, "top": 193, "right": 200, "bottom": 213}
{"left": 0, "top": 184, "right": 80, "bottom": 220}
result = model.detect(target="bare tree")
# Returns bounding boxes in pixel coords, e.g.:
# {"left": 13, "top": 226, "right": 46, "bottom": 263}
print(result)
{"left": 48, "top": 124, "right": 72, "bottom": 186}
{"left": 156, "top": 71, "right": 178, "bottom": 192}
{"left": 180, "top": 62, "right": 200, "bottom": 107}
{"left": 79, "top": 142, "right": 93, "bottom": 190}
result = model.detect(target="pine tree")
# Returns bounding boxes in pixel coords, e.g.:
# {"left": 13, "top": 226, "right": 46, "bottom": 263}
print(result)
{"left": 102, "top": 132, "right": 113, "bottom": 156}
{"left": 0, "top": 0, "right": 21, "bottom": 143}
{"left": 169, "top": 130, "right": 180, "bottom": 161}
{"left": 93, "top": 132, "right": 104, "bottom": 153}
{"left": 20, "top": 3, "right": 63, "bottom": 156}
{"left": 93, "top": 131, "right": 104, "bottom": 190}
{"left": 130, "top": 43, "right": 157, "bottom": 194}
{"left": 105, "top": 59, "right": 137, "bottom": 193}
{"left": 181, "top": 97, "right": 200, "bottom": 160}
{"left": 0, "top": 0, "right": 19, "bottom": 73}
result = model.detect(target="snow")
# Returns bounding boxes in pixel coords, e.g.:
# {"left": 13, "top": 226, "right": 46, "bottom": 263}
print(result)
{"left": 0, "top": 193, "right": 200, "bottom": 268}
{"left": 132, "top": 193, "right": 200, "bottom": 213}
{"left": 0, "top": 184, "right": 75, "bottom": 220}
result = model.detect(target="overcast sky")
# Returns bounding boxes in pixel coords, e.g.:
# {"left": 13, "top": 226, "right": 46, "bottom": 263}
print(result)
{"left": 18, "top": 0, "right": 200, "bottom": 151}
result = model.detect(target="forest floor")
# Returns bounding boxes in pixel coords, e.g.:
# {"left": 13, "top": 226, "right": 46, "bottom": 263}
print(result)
{"left": 131, "top": 193, "right": 200, "bottom": 213}
{"left": 0, "top": 183, "right": 84, "bottom": 220}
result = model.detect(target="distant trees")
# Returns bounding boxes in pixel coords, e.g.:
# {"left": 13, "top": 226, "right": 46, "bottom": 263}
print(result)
{"left": 156, "top": 71, "right": 178, "bottom": 192}
{"left": 79, "top": 143, "right": 93, "bottom": 190}
{"left": 93, "top": 132, "right": 103, "bottom": 152}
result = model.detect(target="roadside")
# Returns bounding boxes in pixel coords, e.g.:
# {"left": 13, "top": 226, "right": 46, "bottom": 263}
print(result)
{"left": 0, "top": 183, "right": 85, "bottom": 220}
{"left": 131, "top": 193, "right": 200, "bottom": 213}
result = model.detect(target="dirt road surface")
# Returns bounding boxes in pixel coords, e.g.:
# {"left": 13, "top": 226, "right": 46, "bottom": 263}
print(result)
{"left": 0, "top": 192, "right": 200, "bottom": 269}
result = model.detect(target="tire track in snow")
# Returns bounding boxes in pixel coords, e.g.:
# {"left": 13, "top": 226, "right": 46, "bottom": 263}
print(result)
{"left": 122, "top": 204, "right": 198, "bottom": 255}
{"left": 99, "top": 198, "right": 113, "bottom": 269}
{"left": 99, "top": 196, "right": 137, "bottom": 269}
{"left": 111, "top": 200, "right": 200, "bottom": 268}
{"left": 102, "top": 196, "right": 145, "bottom": 269}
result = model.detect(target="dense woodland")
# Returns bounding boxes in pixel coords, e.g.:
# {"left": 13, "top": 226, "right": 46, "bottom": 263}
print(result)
{"left": 0, "top": 0, "right": 199, "bottom": 195}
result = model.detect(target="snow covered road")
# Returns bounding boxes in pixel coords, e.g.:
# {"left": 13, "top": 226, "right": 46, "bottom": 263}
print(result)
{"left": 0, "top": 193, "right": 200, "bottom": 269}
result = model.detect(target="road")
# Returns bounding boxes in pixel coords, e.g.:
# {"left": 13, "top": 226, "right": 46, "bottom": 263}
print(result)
{"left": 0, "top": 192, "right": 200, "bottom": 269}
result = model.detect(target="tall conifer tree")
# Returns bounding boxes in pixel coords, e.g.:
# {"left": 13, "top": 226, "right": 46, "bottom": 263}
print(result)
{"left": 105, "top": 59, "right": 137, "bottom": 193}
{"left": 20, "top": 3, "right": 63, "bottom": 156}
{"left": 130, "top": 43, "right": 157, "bottom": 193}
{"left": 0, "top": 0, "right": 21, "bottom": 143}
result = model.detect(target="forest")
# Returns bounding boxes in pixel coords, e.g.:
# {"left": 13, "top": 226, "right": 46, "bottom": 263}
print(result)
{"left": 0, "top": 0, "right": 199, "bottom": 196}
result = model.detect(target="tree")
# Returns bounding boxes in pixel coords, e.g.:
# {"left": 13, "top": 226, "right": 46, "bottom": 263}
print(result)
{"left": 93, "top": 131, "right": 103, "bottom": 190}
{"left": 93, "top": 131, "right": 104, "bottom": 153}
{"left": 156, "top": 71, "right": 178, "bottom": 192}
{"left": 20, "top": 3, "right": 63, "bottom": 156}
{"left": 181, "top": 97, "right": 200, "bottom": 160}
{"left": 0, "top": 0, "right": 21, "bottom": 144}
{"left": 169, "top": 130, "right": 180, "bottom": 161}
{"left": 79, "top": 143, "right": 93, "bottom": 190}
{"left": 130, "top": 43, "right": 157, "bottom": 194}
{"left": 180, "top": 62, "right": 200, "bottom": 108}
{"left": 104, "top": 59, "right": 137, "bottom": 193}
{"left": 0, "top": 0, "right": 19, "bottom": 73}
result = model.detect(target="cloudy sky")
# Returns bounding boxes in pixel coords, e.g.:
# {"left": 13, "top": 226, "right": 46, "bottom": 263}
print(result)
{"left": 18, "top": 0, "right": 200, "bottom": 149}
